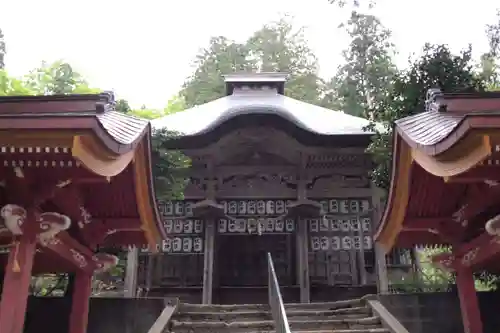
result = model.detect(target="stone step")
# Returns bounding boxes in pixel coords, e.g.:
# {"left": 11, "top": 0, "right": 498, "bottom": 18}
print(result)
{"left": 175, "top": 306, "right": 371, "bottom": 321}
{"left": 179, "top": 298, "right": 364, "bottom": 313}
{"left": 171, "top": 319, "right": 275, "bottom": 332}
{"left": 174, "top": 310, "right": 272, "bottom": 322}
{"left": 289, "top": 316, "right": 381, "bottom": 331}
{"left": 285, "top": 299, "right": 364, "bottom": 311}
{"left": 178, "top": 303, "right": 269, "bottom": 313}
{"left": 171, "top": 316, "right": 381, "bottom": 332}
{"left": 286, "top": 306, "right": 372, "bottom": 318}
{"left": 243, "top": 329, "right": 390, "bottom": 333}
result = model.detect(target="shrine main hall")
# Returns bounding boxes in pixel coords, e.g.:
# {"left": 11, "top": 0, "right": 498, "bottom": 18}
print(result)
{"left": 126, "top": 73, "right": 410, "bottom": 305}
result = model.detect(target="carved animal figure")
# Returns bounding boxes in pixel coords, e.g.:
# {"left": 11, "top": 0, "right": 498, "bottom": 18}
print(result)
{"left": 37, "top": 212, "right": 71, "bottom": 246}
{"left": 0, "top": 204, "right": 27, "bottom": 235}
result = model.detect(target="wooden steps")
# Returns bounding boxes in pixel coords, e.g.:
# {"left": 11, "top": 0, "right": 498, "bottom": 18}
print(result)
{"left": 168, "top": 298, "right": 391, "bottom": 333}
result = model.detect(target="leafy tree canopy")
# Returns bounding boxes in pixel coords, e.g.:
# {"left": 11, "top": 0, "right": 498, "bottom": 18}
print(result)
{"left": 368, "top": 44, "right": 486, "bottom": 189}
{"left": 0, "top": 29, "right": 5, "bottom": 70}
{"left": 180, "top": 17, "right": 326, "bottom": 108}
{"left": 24, "top": 60, "right": 100, "bottom": 95}
{"left": 324, "top": 11, "right": 396, "bottom": 118}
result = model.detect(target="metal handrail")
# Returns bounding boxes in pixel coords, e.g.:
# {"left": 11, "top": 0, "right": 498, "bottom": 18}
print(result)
{"left": 267, "top": 252, "right": 292, "bottom": 333}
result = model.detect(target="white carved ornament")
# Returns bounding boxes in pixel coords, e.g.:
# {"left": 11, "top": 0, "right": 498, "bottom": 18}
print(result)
{"left": 485, "top": 214, "right": 500, "bottom": 236}
{"left": 92, "top": 253, "right": 119, "bottom": 272}
{"left": 461, "top": 247, "right": 480, "bottom": 267}
{"left": 0, "top": 204, "right": 71, "bottom": 245}
{"left": 77, "top": 206, "right": 92, "bottom": 229}
{"left": 452, "top": 204, "right": 469, "bottom": 227}
{"left": 0, "top": 204, "right": 26, "bottom": 235}
{"left": 70, "top": 249, "right": 88, "bottom": 268}
{"left": 37, "top": 212, "right": 71, "bottom": 246}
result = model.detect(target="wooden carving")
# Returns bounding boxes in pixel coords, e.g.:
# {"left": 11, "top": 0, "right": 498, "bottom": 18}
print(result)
{"left": 0, "top": 204, "right": 26, "bottom": 235}
{"left": 221, "top": 150, "right": 293, "bottom": 166}
{"left": 184, "top": 177, "right": 208, "bottom": 198}
{"left": 37, "top": 212, "right": 71, "bottom": 246}
{"left": 306, "top": 173, "right": 370, "bottom": 197}
{"left": 307, "top": 153, "right": 371, "bottom": 169}
{"left": 217, "top": 172, "right": 297, "bottom": 198}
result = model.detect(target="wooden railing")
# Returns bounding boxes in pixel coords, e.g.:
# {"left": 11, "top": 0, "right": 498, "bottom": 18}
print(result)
{"left": 146, "top": 298, "right": 178, "bottom": 333}
{"left": 267, "top": 252, "right": 291, "bottom": 333}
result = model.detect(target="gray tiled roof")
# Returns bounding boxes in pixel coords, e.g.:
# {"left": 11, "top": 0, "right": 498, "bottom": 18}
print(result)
{"left": 151, "top": 92, "right": 378, "bottom": 136}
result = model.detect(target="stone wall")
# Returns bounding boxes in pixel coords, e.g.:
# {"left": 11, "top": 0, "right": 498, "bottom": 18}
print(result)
{"left": 24, "top": 297, "right": 165, "bottom": 333}
{"left": 379, "top": 291, "right": 500, "bottom": 333}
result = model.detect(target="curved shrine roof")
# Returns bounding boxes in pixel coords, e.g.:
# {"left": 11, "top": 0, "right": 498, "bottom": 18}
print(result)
{"left": 0, "top": 93, "right": 149, "bottom": 153}
{"left": 375, "top": 89, "right": 500, "bottom": 252}
{"left": 0, "top": 93, "right": 165, "bottom": 249}
{"left": 151, "top": 90, "right": 378, "bottom": 137}
{"left": 394, "top": 91, "right": 500, "bottom": 155}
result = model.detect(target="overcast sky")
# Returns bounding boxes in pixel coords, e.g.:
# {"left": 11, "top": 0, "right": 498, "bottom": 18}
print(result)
{"left": 1, "top": 0, "right": 498, "bottom": 108}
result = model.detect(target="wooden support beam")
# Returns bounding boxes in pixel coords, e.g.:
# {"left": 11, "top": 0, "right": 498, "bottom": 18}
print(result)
{"left": 297, "top": 153, "right": 310, "bottom": 302}
{"left": 0, "top": 211, "right": 37, "bottom": 333}
{"left": 452, "top": 184, "right": 500, "bottom": 227}
{"left": 124, "top": 247, "right": 139, "bottom": 298}
{"left": 202, "top": 161, "right": 216, "bottom": 304}
{"left": 372, "top": 186, "right": 389, "bottom": 293}
{"left": 456, "top": 268, "right": 483, "bottom": 333}
{"left": 202, "top": 219, "right": 215, "bottom": 304}
{"left": 296, "top": 218, "right": 310, "bottom": 303}
{"left": 444, "top": 165, "right": 500, "bottom": 183}
{"left": 431, "top": 230, "right": 500, "bottom": 272}
{"left": 68, "top": 272, "right": 93, "bottom": 333}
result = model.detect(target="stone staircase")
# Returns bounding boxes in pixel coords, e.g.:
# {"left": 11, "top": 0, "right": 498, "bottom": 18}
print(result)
{"left": 168, "top": 298, "right": 391, "bottom": 333}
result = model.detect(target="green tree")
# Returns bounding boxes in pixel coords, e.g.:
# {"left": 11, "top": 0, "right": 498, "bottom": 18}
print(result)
{"left": 0, "top": 70, "right": 34, "bottom": 95}
{"left": 127, "top": 96, "right": 189, "bottom": 200}
{"left": 164, "top": 95, "right": 187, "bottom": 115}
{"left": 128, "top": 107, "right": 165, "bottom": 119}
{"left": 325, "top": 12, "right": 396, "bottom": 118}
{"left": 0, "top": 28, "right": 6, "bottom": 69}
{"left": 246, "top": 18, "right": 325, "bottom": 105}
{"left": 480, "top": 11, "right": 500, "bottom": 90}
{"left": 24, "top": 60, "right": 100, "bottom": 95}
{"left": 115, "top": 99, "right": 132, "bottom": 113}
{"left": 180, "top": 36, "right": 255, "bottom": 107}
{"left": 368, "top": 44, "right": 485, "bottom": 189}
{"left": 180, "top": 18, "right": 326, "bottom": 108}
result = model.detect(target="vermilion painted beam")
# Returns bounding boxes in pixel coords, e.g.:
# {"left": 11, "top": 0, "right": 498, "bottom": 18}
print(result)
{"left": 43, "top": 232, "right": 98, "bottom": 273}
{"left": 0, "top": 228, "right": 37, "bottom": 333}
{"left": 431, "top": 232, "right": 500, "bottom": 271}
{"left": 456, "top": 268, "right": 483, "bottom": 333}
{"left": 445, "top": 165, "right": 500, "bottom": 183}
{"left": 83, "top": 218, "right": 142, "bottom": 246}
{"left": 402, "top": 217, "right": 466, "bottom": 245}
{"left": 68, "top": 272, "right": 93, "bottom": 333}
{"left": 403, "top": 217, "right": 453, "bottom": 229}
{"left": 454, "top": 184, "right": 500, "bottom": 225}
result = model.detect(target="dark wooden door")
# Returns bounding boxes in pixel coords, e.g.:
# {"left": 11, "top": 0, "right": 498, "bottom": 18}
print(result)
{"left": 217, "top": 234, "right": 295, "bottom": 286}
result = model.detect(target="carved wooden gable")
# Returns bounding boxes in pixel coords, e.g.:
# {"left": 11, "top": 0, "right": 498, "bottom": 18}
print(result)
{"left": 220, "top": 150, "right": 293, "bottom": 166}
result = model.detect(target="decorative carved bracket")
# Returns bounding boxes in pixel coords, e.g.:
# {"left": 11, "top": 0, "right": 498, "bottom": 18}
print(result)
{"left": 93, "top": 253, "right": 119, "bottom": 273}
{"left": 0, "top": 204, "right": 26, "bottom": 235}
{"left": 191, "top": 199, "right": 225, "bottom": 219}
{"left": 485, "top": 213, "right": 500, "bottom": 236}
{"left": 0, "top": 204, "right": 71, "bottom": 246}
{"left": 37, "top": 212, "right": 71, "bottom": 246}
{"left": 281, "top": 199, "right": 323, "bottom": 219}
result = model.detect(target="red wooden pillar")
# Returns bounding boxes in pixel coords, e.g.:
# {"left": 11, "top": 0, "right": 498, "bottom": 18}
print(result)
{"left": 68, "top": 272, "right": 93, "bottom": 333}
{"left": 0, "top": 235, "right": 37, "bottom": 333}
{"left": 456, "top": 267, "right": 483, "bottom": 333}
